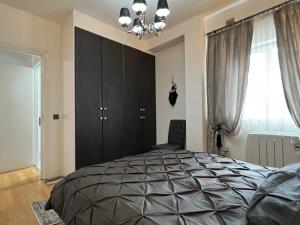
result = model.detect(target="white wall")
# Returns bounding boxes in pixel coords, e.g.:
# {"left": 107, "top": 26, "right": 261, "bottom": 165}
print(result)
{"left": 0, "top": 3, "right": 62, "bottom": 179}
{"left": 147, "top": 15, "right": 207, "bottom": 152}
{"left": 62, "top": 13, "right": 75, "bottom": 176}
{"left": 0, "top": 61, "right": 34, "bottom": 173}
{"left": 155, "top": 42, "right": 186, "bottom": 144}
{"left": 205, "top": 0, "right": 286, "bottom": 161}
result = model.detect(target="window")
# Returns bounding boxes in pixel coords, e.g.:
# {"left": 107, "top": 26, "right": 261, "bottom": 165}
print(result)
{"left": 241, "top": 15, "right": 299, "bottom": 134}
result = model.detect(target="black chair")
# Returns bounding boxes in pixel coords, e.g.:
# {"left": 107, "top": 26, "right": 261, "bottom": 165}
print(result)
{"left": 152, "top": 120, "right": 186, "bottom": 151}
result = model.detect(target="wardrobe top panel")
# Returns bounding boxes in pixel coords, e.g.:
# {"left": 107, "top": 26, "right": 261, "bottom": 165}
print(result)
{"left": 74, "top": 27, "right": 155, "bottom": 57}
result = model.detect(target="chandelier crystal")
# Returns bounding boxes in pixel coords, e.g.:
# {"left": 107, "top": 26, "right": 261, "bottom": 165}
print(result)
{"left": 118, "top": 0, "right": 170, "bottom": 39}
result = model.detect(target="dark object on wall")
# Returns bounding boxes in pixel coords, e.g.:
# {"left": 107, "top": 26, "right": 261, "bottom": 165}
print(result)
{"left": 226, "top": 17, "right": 235, "bottom": 26}
{"left": 169, "top": 77, "right": 178, "bottom": 107}
{"left": 215, "top": 124, "right": 224, "bottom": 156}
{"left": 75, "top": 27, "right": 156, "bottom": 170}
{"left": 152, "top": 120, "right": 186, "bottom": 150}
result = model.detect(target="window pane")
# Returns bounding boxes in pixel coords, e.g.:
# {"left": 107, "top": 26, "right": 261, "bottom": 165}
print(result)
{"left": 241, "top": 15, "right": 299, "bottom": 134}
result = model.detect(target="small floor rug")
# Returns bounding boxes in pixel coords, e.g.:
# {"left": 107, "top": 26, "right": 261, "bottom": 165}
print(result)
{"left": 31, "top": 200, "right": 62, "bottom": 225}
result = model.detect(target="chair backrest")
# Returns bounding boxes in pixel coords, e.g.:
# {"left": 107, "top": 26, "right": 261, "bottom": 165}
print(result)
{"left": 168, "top": 120, "right": 186, "bottom": 146}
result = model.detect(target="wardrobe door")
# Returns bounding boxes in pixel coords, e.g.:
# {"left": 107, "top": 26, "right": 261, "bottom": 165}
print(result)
{"left": 102, "top": 38, "right": 124, "bottom": 162}
{"left": 140, "top": 53, "right": 156, "bottom": 152}
{"left": 75, "top": 27, "right": 102, "bottom": 169}
{"left": 124, "top": 46, "right": 142, "bottom": 156}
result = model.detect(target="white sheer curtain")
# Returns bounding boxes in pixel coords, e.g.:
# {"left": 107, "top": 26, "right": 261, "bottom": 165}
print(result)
{"left": 241, "top": 15, "right": 299, "bottom": 134}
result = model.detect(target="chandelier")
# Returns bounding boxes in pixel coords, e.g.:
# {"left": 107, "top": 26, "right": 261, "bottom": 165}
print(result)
{"left": 118, "top": 0, "right": 170, "bottom": 39}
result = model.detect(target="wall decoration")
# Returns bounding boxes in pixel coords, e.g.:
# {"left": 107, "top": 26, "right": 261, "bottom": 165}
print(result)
{"left": 169, "top": 76, "right": 178, "bottom": 107}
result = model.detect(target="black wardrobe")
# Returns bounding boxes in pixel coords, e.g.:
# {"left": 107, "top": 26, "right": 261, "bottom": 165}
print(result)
{"left": 75, "top": 27, "right": 156, "bottom": 170}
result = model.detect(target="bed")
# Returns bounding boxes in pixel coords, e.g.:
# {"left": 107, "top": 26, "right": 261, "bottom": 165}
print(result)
{"left": 46, "top": 150, "right": 274, "bottom": 225}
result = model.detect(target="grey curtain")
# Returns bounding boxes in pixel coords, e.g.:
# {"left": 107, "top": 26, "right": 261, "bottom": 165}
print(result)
{"left": 207, "top": 20, "right": 254, "bottom": 154}
{"left": 274, "top": 2, "right": 300, "bottom": 129}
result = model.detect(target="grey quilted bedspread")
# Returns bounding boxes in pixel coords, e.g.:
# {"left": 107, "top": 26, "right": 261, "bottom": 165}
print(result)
{"left": 46, "top": 150, "right": 273, "bottom": 225}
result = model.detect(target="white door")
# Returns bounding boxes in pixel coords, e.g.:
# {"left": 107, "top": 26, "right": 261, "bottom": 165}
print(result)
{"left": 0, "top": 49, "right": 41, "bottom": 173}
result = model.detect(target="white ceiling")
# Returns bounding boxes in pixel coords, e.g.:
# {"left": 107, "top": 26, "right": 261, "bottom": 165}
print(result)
{"left": 0, "top": 0, "right": 239, "bottom": 30}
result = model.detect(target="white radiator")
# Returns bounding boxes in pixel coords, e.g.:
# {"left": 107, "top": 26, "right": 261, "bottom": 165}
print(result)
{"left": 246, "top": 134, "right": 300, "bottom": 167}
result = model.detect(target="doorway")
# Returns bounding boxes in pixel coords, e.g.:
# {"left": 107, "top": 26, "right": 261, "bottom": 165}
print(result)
{"left": 0, "top": 49, "right": 42, "bottom": 173}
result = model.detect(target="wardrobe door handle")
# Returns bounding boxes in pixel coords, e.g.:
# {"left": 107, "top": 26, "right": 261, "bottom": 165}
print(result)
{"left": 99, "top": 117, "right": 103, "bottom": 120}
{"left": 104, "top": 117, "right": 107, "bottom": 120}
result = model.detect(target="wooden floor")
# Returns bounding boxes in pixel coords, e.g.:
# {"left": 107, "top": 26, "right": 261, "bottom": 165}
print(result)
{"left": 0, "top": 167, "right": 64, "bottom": 225}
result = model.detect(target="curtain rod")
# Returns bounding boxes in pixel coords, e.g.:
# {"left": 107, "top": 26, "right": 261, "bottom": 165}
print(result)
{"left": 206, "top": 0, "right": 298, "bottom": 36}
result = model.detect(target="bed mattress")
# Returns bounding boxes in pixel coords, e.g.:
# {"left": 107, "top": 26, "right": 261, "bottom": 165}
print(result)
{"left": 46, "top": 150, "right": 273, "bottom": 225}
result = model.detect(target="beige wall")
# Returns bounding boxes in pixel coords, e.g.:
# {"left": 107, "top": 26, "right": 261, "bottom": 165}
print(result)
{"left": 147, "top": 15, "right": 207, "bottom": 152}
{"left": 62, "top": 13, "right": 75, "bottom": 176}
{"left": 0, "top": 3, "right": 62, "bottom": 179}
{"left": 155, "top": 42, "right": 186, "bottom": 145}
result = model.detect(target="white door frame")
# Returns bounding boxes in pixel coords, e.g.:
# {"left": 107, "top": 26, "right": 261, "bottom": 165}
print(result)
{"left": 0, "top": 45, "right": 47, "bottom": 179}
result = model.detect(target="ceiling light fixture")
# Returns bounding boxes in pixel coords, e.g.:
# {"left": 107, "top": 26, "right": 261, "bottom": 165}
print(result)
{"left": 132, "top": 0, "right": 147, "bottom": 15}
{"left": 118, "top": 0, "right": 170, "bottom": 39}
{"left": 119, "top": 8, "right": 132, "bottom": 27}
{"left": 156, "top": 0, "right": 170, "bottom": 17}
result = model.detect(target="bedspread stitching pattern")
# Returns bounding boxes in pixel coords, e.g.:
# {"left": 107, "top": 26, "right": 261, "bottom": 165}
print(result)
{"left": 48, "top": 150, "right": 273, "bottom": 225}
